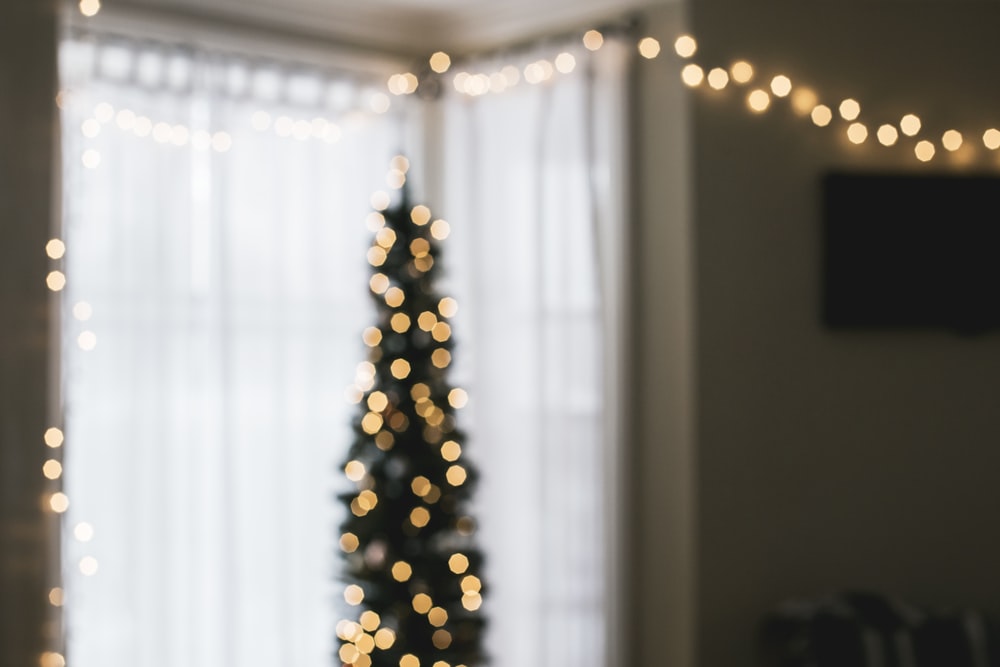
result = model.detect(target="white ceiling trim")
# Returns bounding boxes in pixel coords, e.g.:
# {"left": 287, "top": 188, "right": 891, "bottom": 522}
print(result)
{"left": 99, "top": 0, "right": 673, "bottom": 56}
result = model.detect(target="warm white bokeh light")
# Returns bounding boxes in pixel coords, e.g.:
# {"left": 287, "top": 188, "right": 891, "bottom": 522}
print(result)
{"left": 811, "top": 104, "right": 833, "bottom": 127}
{"left": 846, "top": 122, "right": 868, "bottom": 144}
{"left": 876, "top": 124, "right": 899, "bottom": 146}
{"left": 941, "top": 129, "right": 963, "bottom": 151}
{"left": 680, "top": 64, "right": 704, "bottom": 87}
{"left": 674, "top": 35, "right": 697, "bottom": 58}
{"left": 770, "top": 75, "right": 792, "bottom": 97}
{"left": 900, "top": 113, "right": 921, "bottom": 136}
{"left": 915, "top": 140, "right": 935, "bottom": 162}
{"left": 747, "top": 89, "right": 770, "bottom": 113}
{"left": 984, "top": 128, "right": 1000, "bottom": 150}
{"left": 730, "top": 61, "right": 754, "bottom": 84}
{"left": 707, "top": 68, "right": 729, "bottom": 90}
{"left": 838, "top": 98, "right": 861, "bottom": 121}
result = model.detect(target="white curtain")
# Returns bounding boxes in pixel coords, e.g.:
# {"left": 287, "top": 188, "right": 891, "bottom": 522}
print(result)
{"left": 58, "top": 22, "right": 630, "bottom": 667}
{"left": 59, "top": 30, "right": 404, "bottom": 667}
{"left": 438, "top": 36, "right": 631, "bottom": 667}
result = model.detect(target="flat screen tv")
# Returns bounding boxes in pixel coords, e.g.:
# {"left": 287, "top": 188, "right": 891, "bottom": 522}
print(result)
{"left": 822, "top": 171, "right": 1000, "bottom": 333}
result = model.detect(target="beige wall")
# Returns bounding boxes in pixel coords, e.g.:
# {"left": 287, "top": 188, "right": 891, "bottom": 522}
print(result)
{"left": 0, "top": 2, "right": 60, "bottom": 666}
{"left": 677, "top": 2, "right": 1000, "bottom": 666}
{"left": 630, "top": 5, "right": 697, "bottom": 667}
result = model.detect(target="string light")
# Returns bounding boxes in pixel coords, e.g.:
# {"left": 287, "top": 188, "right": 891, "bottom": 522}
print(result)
{"left": 582, "top": 30, "right": 604, "bottom": 51}
{"left": 900, "top": 114, "right": 922, "bottom": 136}
{"left": 747, "top": 89, "right": 770, "bottom": 113}
{"left": 79, "top": 0, "right": 100, "bottom": 16}
{"left": 638, "top": 37, "right": 661, "bottom": 59}
{"left": 941, "top": 129, "right": 963, "bottom": 151}
{"left": 770, "top": 75, "right": 792, "bottom": 97}
{"left": 730, "top": 61, "right": 754, "bottom": 84}
{"left": 915, "top": 140, "right": 936, "bottom": 162}
{"left": 44, "top": 428, "right": 63, "bottom": 448}
{"left": 984, "top": 128, "right": 1000, "bottom": 150}
{"left": 681, "top": 64, "right": 704, "bottom": 87}
{"left": 877, "top": 124, "right": 899, "bottom": 146}
{"left": 838, "top": 98, "right": 861, "bottom": 121}
{"left": 707, "top": 68, "right": 729, "bottom": 90}
{"left": 674, "top": 35, "right": 697, "bottom": 58}
{"left": 846, "top": 122, "right": 868, "bottom": 144}
{"left": 811, "top": 104, "right": 833, "bottom": 127}
{"left": 430, "top": 52, "right": 452, "bottom": 73}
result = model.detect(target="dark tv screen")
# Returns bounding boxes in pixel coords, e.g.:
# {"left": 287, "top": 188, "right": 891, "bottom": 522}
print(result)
{"left": 822, "top": 171, "right": 1000, "bottom": 333}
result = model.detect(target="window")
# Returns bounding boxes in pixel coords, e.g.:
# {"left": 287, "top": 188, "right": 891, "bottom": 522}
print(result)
{"left": 58, "top": 23, "right": 628, "bottom": 667}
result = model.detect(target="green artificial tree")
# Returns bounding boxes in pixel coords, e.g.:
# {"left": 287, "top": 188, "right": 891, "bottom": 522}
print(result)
{"left": 336, "top": 162, "right": 486, "bottom": 667}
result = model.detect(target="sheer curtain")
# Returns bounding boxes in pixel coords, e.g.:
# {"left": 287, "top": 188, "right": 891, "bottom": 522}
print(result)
{"left": 438, "top": 36, "right": 631, "bottom": 667}
{"left": 58, "top": 28, "right": 405, "bottom": 667}
{"left": 58, "top": 20, "right": 630, "bottom": 667}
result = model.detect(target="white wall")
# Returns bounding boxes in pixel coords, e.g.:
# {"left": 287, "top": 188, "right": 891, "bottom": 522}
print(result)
{"left": 681, "top": 2, "right": 1000, "bottom": 666}
{"left": 630, "top": 5, "right": 697, "bottom": 667}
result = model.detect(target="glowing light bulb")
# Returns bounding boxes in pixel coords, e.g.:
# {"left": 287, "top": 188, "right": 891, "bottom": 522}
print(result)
{"left": 42, "top": 459, "right": 62, "bottom": 480}
{"left": 412, "top": 593, "right": 433, "bottom": 614}
{"left": 900, "top": 113, "right": 922, "bottom": 136}
{"left": 449, "top": 553, "right": 470, "bottom": 573}
{"left": 344, "top": 584, "right": 365, "bottom": 605}
{"left": 374, "top": 628, "right": 396, "bottom": 649}
{"left": 40, "top": 652, "right": 66, "bottom": 667}
{"left": 582, "top": 30, "right": 604, "bottom": 51}
{"left": 340, "top": 533, "right": 359, "bottom": 552}
{"left": 410, "top": 506, "right": 430, "bottom": 527}
{"left": 362, "top": 327, "right": 383, "bottom": 347}
{"left": 770, "top": 75, "right": 792, "bottom": 97}
{"left": 428, "top": 607, "right": 448, "bottom": 627}
{"left": 915, "top": 140, "right": 935, "bottom": 162}
{"left": 984, "top": 128, "right": 1000, "bottom": 150}
{"left": 838, "top": 98, "right": 861, "bottom": 121}
{"left": 429, "top": 52, "right": 451, "bottom": 73}
{"left": 360, "top": 610, "right": 381, "bottom": 631}
{"left": 430, "top": 219, "right": 450, "bottom": 239}
{"left": 941, "top": 129, "right": 963, "bottom": 151}
{"left": 44, "top": 428, "right": 64, "bottom": 448}
{"left": 747, "top": 89, "right": 770, "bottom": 113}
{"left": 674, "top": 34, "right": 697, "bottom": 58}
{"left": 446, "top": 465, "right": 467, "bottom": 486}
{"left": 707, "top": 68, "right": 729, "bottom": 90}
{"left": 46, "top": 239, "right": 66, "bottom": 259}
{"left": 79, "top": 0, "right": 100, "bottom": 16}
{"left": 847, "top": 122, "right": 868, "bottom": 144}
{"left": 791, "top": 87, "right": 818, "bottom": 116}
{"left": 555, "top": 52, "right": 576, "bottom": 73}
{"left": 345, "top": 460, "right": 367, "bottom": 481}
{"left": 811, "top": 104, "right": 833, "bottom": 127}
{"left": 730, "top": 61, "right": 753, "bottom": 84}
{"left": 441, "top": 440, "right": 461, "bottom": 461}
{"left": 392, "top": 561, "right": 412, "bottom": 581}
{"left": 46, "top": 271, "right": 66, "bottom": 291}
{"left": 877, "top": 124, "right": 899, "bottom": 146}
{"left": 638, "top": 37, "right": 661, "bottom": 59}
{"left": 411, "top": 205, "right": 431, "bottom": 226}
{"left": 448, "top": 388, "right": 469, "bottom": 408}
{"left": 680, "top": 64, "right": 704, "bottom": 87}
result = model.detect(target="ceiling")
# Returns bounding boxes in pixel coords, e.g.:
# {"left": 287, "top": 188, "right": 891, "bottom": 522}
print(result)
{"left": 106, "top": 0, "right": 671, "bottom": 56}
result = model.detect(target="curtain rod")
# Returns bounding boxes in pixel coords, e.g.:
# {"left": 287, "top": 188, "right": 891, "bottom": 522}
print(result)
{"left": 59, "top": 0, "right": 409, "bottom": 79}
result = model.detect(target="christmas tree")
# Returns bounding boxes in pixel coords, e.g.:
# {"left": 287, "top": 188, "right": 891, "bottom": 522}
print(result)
{"left": 336, "top": 158, "right": 486, "bottom": 667}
